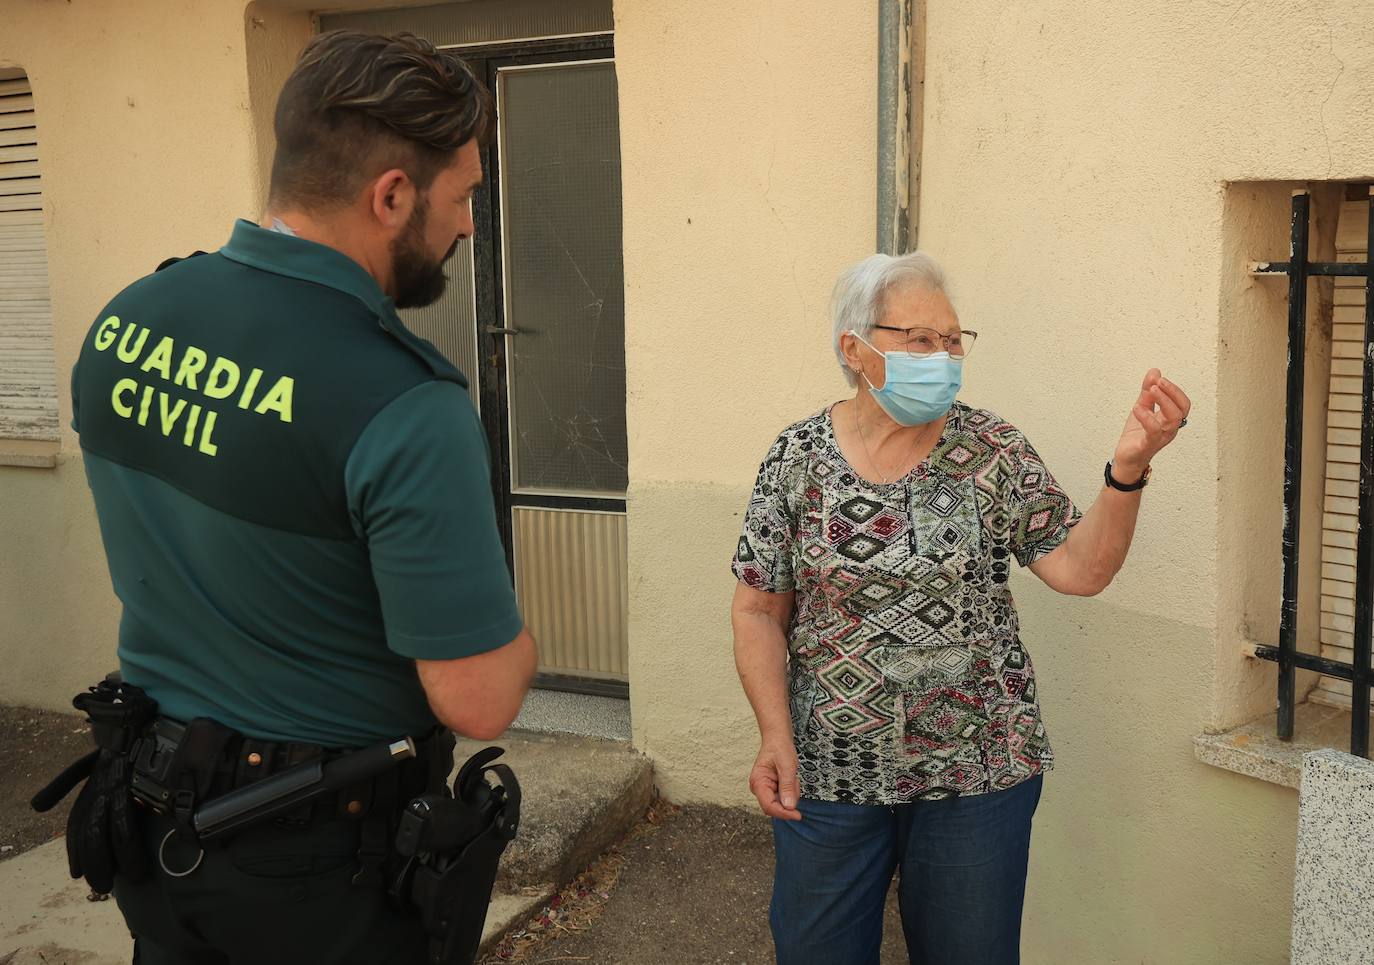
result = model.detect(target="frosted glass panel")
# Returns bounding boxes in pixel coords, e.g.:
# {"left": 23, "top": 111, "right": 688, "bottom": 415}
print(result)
{"left": 513, "top": 507, "right": 628, "bottom": 681}
{"left": 320, "top": 0, "right": 612, "bottom": 47}
{"left": 500, "top": 62, "right": 626, "bottom": 496}
{"left": 397, "top": 240, "right": 480, "bottom": 411}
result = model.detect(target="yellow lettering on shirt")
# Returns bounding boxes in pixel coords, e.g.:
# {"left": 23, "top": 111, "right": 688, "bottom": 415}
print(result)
{"left": 111, "top": 378, "right": 137, "bottom": 418}
{"left": 253, "top": 376, "right": 294, "bottom": 424}
{"left": 174, "top": 346, "right": 208, "bottom": 390}
{"left": 94, "top": 316, "right": 121, "bottom": 352}
{"left": 158, "top": 394, "right": 187, "bottom": 437}
{"left": 198, "top": 410, "right": 219, "bottom": 457}
{"left": 136, "top": 384, "right": 154, "bottom": 427}
{"left": 204, "top": 358, "right": 240, "bottom": 400}
{"left": 140, "top": 337, "right": 175, "bottom": 380}
{"left": 98, "top": 320, "right": 297, "bottom": 459}
{"left": 237, "top": 368, "right": 263, "bottom": 410}
{"left": 183, "top": 404, "right": 201, "bottom": 448}
{"left": 116, "top": 324, "right": 149, "bottom": 364}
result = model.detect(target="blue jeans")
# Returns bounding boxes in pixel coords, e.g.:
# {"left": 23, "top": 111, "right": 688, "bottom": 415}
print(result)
{"left": 770, "top": 775, "right": 1043, "bottom": 965}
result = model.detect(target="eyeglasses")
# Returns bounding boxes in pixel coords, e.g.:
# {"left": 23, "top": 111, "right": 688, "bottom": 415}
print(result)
{"left": 871, "top": 325, "right": 978, "bottom": 359}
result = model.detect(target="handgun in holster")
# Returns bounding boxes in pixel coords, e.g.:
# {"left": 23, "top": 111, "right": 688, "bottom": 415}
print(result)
{"left": 391, "top": 747, "right": 521, "bottom": 965}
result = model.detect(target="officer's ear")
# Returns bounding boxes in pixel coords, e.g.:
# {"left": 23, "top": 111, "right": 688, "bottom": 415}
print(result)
{"left": 369, "top": 169, "right": 417, "bottom": 231}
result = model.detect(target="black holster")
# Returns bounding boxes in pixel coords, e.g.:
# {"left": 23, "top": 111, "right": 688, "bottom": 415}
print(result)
{"left": 391, "top": 747, "right": 521, "bottom": 965}
{"left": 31, "top": 673, "right": 159, "bottom": 894}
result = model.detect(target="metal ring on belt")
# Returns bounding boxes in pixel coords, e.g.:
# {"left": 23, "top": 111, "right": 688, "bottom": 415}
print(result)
{"left": 158, "top": 828, "right": 205, "bottom": 878}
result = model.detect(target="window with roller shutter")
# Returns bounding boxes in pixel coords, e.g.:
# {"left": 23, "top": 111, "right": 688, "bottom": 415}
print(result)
{"left": 1314, "top": 197, "right": 1374, "bottom": 713}
{"left": 0, "top": 69, "right": 58, "bottom": 442}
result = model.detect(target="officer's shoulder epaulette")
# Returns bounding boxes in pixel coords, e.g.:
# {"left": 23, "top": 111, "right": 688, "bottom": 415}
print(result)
{"left": 155, "top": 250, "right": 210, "bottom": 273}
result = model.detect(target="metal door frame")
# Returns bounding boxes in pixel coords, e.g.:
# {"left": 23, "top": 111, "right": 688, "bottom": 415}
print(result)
{"left": 464, "top": 36, "right": 629, "bottom": 697}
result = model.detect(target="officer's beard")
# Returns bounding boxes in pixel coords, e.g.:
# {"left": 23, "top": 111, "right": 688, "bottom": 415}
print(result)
{"left": 390, "top": 196, "right": 458, "bottom": 310}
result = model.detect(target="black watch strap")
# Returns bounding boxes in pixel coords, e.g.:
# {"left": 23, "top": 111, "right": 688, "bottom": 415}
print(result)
{"left": 1104, "top": 460, "right": 1150, "bottom": 492}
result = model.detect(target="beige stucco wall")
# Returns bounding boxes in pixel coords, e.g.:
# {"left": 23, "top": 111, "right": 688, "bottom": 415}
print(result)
{"left": 0, "top": 0, "right": 310, "bottom": 709}
{"left": 616, "top": 0, "right": 880, "bottom": 799}
{"left": 620, "top": 1, "right": 1374, "bottom": 962}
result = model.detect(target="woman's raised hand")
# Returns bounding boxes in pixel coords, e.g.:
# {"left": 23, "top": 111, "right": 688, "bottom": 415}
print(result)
{"left": 1112, "top": 369, "right": 1191, "bottom": 480}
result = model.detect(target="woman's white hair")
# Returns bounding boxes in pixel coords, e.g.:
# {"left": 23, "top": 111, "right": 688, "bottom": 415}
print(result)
{"left": 830, "top": 251, "right": 950, "bottom": 387}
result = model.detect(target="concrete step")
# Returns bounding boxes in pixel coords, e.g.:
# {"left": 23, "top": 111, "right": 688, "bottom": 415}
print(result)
{"left": 458, "top": 729, "right": 653, "bottom": 893}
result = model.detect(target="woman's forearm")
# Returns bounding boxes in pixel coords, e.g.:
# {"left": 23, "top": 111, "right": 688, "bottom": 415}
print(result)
{"left": 733, "top": 610, "right": 794, "bottom": 744}
{"left": 1038, "top": 371, "right": 1190, "bottom": 596}
{"left": 1061, "top": 480, "right": 1144, "bottom": 594}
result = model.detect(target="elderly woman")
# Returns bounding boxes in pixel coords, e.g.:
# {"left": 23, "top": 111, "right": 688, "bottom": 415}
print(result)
{"left": 730, "top": 251, "right": 1189, "bottom": 965}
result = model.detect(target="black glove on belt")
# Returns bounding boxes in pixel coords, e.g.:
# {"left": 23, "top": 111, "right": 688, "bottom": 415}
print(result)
{"left": 32, "top": 674, "right": 159, "bottom": 895}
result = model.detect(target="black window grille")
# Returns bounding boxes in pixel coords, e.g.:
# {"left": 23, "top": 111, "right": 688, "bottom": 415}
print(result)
{"left": 1251, "top": 189, "right": 1373, "bottom": 758}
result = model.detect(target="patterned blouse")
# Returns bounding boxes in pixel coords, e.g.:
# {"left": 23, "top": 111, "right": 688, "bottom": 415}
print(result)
{"left": 731, "top": 401, "right": 1080, "bottom": 805}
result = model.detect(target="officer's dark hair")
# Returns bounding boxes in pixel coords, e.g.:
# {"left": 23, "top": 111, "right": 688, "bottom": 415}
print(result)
{"left": 269, "top": 31, "right": 493, "bottom": 212}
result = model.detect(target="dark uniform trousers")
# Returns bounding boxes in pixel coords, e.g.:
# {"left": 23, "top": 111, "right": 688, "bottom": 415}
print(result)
{"left": 115, "top": 810, "right": 428, "bottom": 965}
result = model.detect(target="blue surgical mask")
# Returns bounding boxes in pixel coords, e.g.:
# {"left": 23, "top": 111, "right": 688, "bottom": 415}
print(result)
{"left": 851, "top": 330, "right": 962, "bottom": 426}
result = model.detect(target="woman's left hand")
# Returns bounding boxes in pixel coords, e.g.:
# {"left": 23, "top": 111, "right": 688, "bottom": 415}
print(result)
{"left": 1112, "top": 369, "right": 1191, "bottom": 480}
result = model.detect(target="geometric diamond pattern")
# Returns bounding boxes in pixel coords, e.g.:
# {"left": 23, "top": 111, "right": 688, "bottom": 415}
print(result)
{"left": 819, "top": 660, "right": 882, "bottom": 700}
{"left": 1013, "top": 492, "right": 1074, "bottom": 564}
{"left": 846, "top": 573, "right": 907, "bottom": 612}
{"left": 917, "top": 568, "right": 958, "bottom": 598}
{"left": 729, "top": 401, "right": 1077, "bottom": 804}
{"left": 930, "top": 521, "right": 968, "bottom": 553}
{"left": 929, "top": 433, "right": 995, "bottom": 478}
{"left": 870, "top": 645, "right": 929, "bottom": 687}
{"left": 839, "top": 496, "right": 885, "bottom": 524}
{"left": 913, "top": 598, "right": 958, "bottom": 632}
{"left": 826, "top": 518, "right": 857, "bottom": 545}
{"left": 927, "top": 484, "right": 963, "bottom": 517}
{"left": 837, "top": 533, "right": 885, "bottom": 563}
{"left": 905, "top": 688, "right": 989, "bottom": 744}
{"left": 820, "top": 700, "right": 886, "bottom": 734}
{"left": 928, "top": 645, "right": 975, "bottom": 680}
{"left": 867, "top": 510, "right": 906, "bottom": 541}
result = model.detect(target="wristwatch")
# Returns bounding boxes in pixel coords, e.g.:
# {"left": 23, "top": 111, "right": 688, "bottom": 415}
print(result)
{"left": 1104, "top": 460, "right": 1151, "bottom": 492}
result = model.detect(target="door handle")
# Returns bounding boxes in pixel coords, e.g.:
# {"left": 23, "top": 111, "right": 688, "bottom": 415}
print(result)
{"left": 484, "top": 326, "right": 521, "bottom": 336}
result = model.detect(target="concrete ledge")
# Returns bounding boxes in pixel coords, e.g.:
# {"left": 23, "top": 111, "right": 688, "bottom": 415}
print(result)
{"left": 1292, "top": 749, "right": 1374, "bottom": 965}
{"left": 1193, "top": 702, "right": 1353, "bottom": 788}
{"left": 456, "top": 730, "right": 653, "bottom": 892}
{"left": 477, "top": 888, "right": 554, "bottom": 959}
{"left": 0, "top": 440, "right": 59, "bottom": 469}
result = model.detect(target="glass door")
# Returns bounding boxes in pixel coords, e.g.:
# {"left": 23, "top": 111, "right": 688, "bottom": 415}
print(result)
{"left": 351, "top": 19, "right": 627, "bottom": 696}
{"left": 481, "top": 43, "right": 628, "bottom": 695}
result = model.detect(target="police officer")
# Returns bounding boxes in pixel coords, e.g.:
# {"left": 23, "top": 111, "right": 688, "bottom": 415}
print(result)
{"left": 67, "top": 30, "right": 536, "bottom": 964}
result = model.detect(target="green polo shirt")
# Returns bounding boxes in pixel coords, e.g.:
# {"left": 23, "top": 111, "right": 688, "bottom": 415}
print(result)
{"left": 71, "top": 220, "right": 523, "bottom": 747}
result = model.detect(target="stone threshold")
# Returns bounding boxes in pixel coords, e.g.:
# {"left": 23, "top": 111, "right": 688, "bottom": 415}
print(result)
{"left": 1194, "top": 701, "right": 1359, "bottom": 788}
{"left": 0, "top": 439, "right": 59, "bottom": 469}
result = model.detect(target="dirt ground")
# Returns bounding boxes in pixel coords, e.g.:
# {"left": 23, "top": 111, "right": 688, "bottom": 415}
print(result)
{"left": 482, "top": 803, "right": 908, "bottom": 965}
{"left": 0, "top": 706, "right": 92, "bottom": 863}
